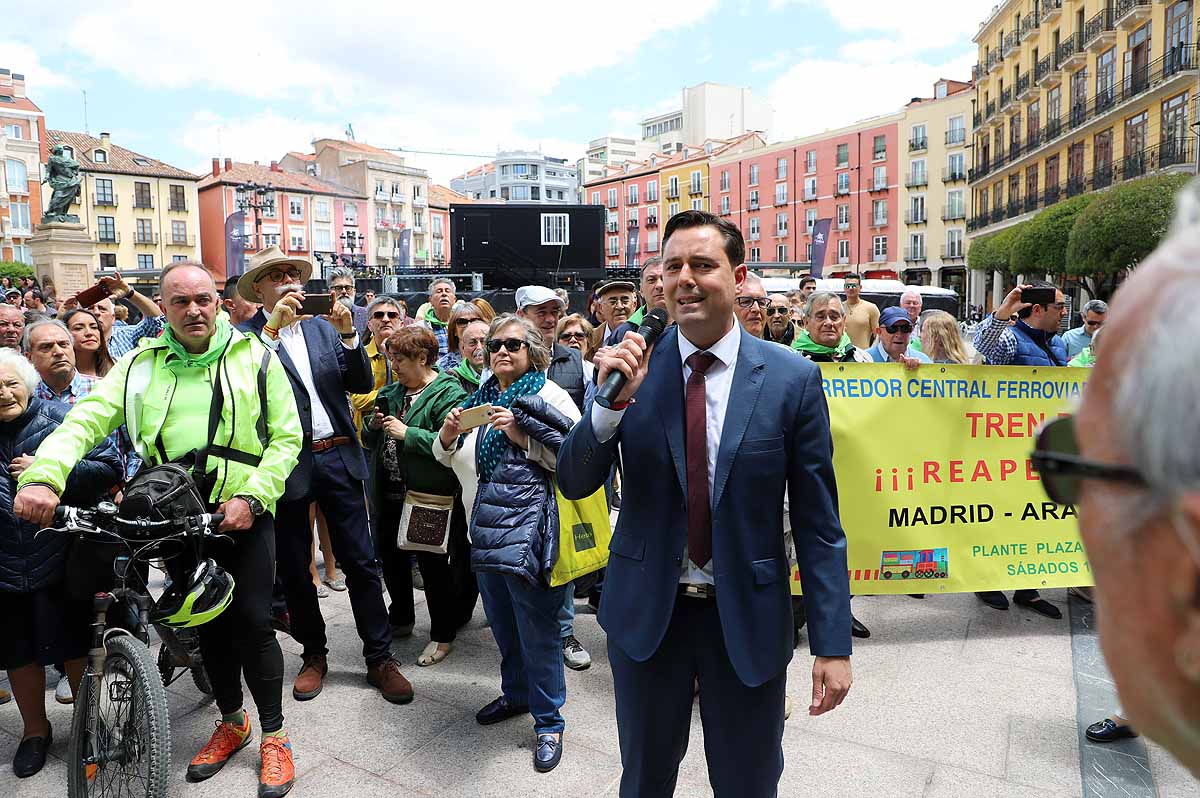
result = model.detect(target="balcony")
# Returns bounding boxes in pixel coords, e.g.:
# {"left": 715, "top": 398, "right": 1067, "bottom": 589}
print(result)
{"left": 168, "top": 200, "right": 188, "bottom": 212}
{"left": 1093, "top": 163, "right": 1114, "bottom": 190}
{"left": 1027, "top": 128, "right": 1044, "bottom": 149}
{"left": 834, "top": 184, "right": 850, "bottom": 197}
{"left": 1009, "top": 138, "right": 1023, "bottom": 161}
{"left": 774, "top": 194, "right": 788, "bottom": 206}
{"left": 1044, "top": 184, "right": 1062, "bottom": 206}
{"left": 1066, "top": 175, "right": 1089, "bottom": 197}
{"left": 95, "top": 231, "right": 120, "bottom": 245}
{"left": 93, "top": 193, "right": 117, "bottom": 207}
{"left": 838, "top": 255, "right": 851, "bottom": 265}
{"left": 1095, "top": 84, "right": 1118, "bottom": 114}
{"left": 1036, "top": 54, "right": 1061, "bottom": 88}
{"left": 1083, "top": 9, "right": 1115, "bottom": 53}
{"left": 1020, "top": 12, "right": 1040, "bottom": 42}
{"left": 134, "top": 232, "right": 158, "bottom": 245}
{"left": 645, "top": 215, "right": 658, "bottom": 227}
{"left": 985, "top": 101, "right": 997, "bottom": 123}
{"left": 1007, "top": 200, "right": 1022, "bottom": 219}
{"left": 375, "top": 219, "right": 391, "bottom": 231}
{"left": 837, "top": 220, "right": 850, "bottom": 231}
{"left": 869, "top": 179, "right": 888, "bottom": 193}
{"left": 870, "top": 216, "right": 888, "bottom": 228}
{"left": 1002, "top": 31, "right": 1019, "bottom": 59}
{"left": 288, "top": 241, "right": 308, "bottom": 253}
{"left": 999, "top": 86, "right": 1014, "bottom": 112}
{"left": 941, "top": 206, "right": 966, "bottom": 221}
{"left": 749, "top": 198, "right": 760, "bottom": 210}
{"left": 973, "top": 110, "right": 982, "bottom": 129}
{"left": 987, "top": 50, "right": 1001, "bottom": 72}
{"left": 627, "top": 194, "right": 639, "bottom": 205}
{"left": 872, "top": 252, "right": 889, "bottom": 263}
{"left": 748, "top": 231, "right": 761, "bottom": 241}
{"left": 167, "top": 235, "right": 195, "bottom": 247}
{"left": 774, "top": 227, "right": 788, "bottom": 238}
{"left": 908, "top": 136, "right": 928, "bottom": 153}
{"left": 627, "top": 218, "right": 639, "bottom": 229}
{"left": 606, "top": 221, "right": 618, "bottom": 233}
{"left": 904, "top": 247, "right": 927, "bottom": 263}
{"left": 905, "top": 173, "right": 928, "bottom": 188}
{"left": 1015, "top": 72, "right": 1033, "bottom": 101}
{"left": 1041, "top": 0, "right": 1063, "bottom": 24}
{"left": 945, "top": 128, "right": 966, "bottom": 146}
{"left": 1045, "top": 115, "right": 1063, "bottom": 143}
{"left": 1114, "top": 0, "right": 1151, "bottom": 31}
{"left": 973, "top": 63, "right": 982, "bottom": 83}
{"left": 374, "top": 190, "right": 388, "bottom": 201}
{"left": 412, "top": 195, "right": 428, "bottom": 207}
{"left": 688, "top": 183, "right": 703, "bottom": 196}
{"left": 941, "top": 244, "right": 965, "bottom": 260}
{"left": 803, "top": 188, "right": 818, "bottom": 201}
{"left": 968, "top": 214, "right": 990, "bottom": 231}
{"left": 1058, "top": 33, "right": 1086, "bottom": 70}
{"left": 666, "top": 187, "right": 680, "bottom": 199}
{"left": 377, "top": 244, "right": 391, "bottom": 258}
{"left": 1067, "top": 102, "right": 1088, "bottom": 131}
{"left": 390, "top": 192, "right": 406, "bottom": 204}
{"left": 132, "top": 195, "right": 154, "bottom": 210}
{"left": 905, "top": 209, "right": 928, "bottom": 225}
{"left": 990, "top": 207, "right": 1006, "bottom": 224}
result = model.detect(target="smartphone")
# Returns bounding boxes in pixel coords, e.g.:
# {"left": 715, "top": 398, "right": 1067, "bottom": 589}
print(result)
{"left": 457, "top": 404, "right": 495, "bottom": 433}
{"left": 1020, "top": 287, "right": 1057, "bottom": 306}
{"left": 375, "top": 395, "right": 390, "bottom": 418}
{"left": 297, "top": 292, "right": 333, "bottom": 317}
{"left": 75, "top": 281, "right": 112, "bottom": 308}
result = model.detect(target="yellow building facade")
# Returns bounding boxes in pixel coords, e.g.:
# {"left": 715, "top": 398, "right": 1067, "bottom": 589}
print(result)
{"left": 968, "top": 0, "right": 1197, "bottom": 289}
{"left": 48, "top": 130, "right": 202, "bottom": 279}
{"left": 659, "top": 148, "right": 713, "bottom": 220}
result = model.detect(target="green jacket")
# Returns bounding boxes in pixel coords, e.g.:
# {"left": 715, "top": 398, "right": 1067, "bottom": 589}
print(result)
{"left": 19, "top": 323, "right": 302, "bottom": 514}
{"left": 1068, "top": 346, "right": 1095, "bottom": 367}
{"left": 362, "top": 371, "right": 468, "bottom": 506}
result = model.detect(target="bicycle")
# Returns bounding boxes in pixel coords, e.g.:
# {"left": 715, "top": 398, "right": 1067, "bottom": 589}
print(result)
{"left": 45, "top": 501, "right": 226, "bottom": 798}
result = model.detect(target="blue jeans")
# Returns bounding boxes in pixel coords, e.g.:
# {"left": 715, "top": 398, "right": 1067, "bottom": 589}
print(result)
{"left": 559, "top": 581, "right": 575, "bottom": 639}
{"left": 477, "top": 571, "right": 567, "bottom": 734}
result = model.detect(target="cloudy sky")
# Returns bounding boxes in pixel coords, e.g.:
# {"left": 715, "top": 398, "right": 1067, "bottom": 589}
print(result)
{"left": 5, "top": 0, "right": 993, "bottom": 185}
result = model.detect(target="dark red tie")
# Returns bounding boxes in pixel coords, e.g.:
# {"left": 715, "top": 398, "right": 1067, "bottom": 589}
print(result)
{"left": 685, "top": 351, "right": 718, "bottom": 568}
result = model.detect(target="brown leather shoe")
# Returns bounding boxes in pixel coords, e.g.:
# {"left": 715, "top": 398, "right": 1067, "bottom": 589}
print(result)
{"left": 292, "top": 654, "right": 327, "bottom": 701}
{"left": 366, "top": 657, "right": 414, "bottom": 704}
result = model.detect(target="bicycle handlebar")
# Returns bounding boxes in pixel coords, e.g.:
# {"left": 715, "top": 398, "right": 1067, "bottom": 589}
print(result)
{"left": 51, "top": 505, "right": 225, "bottom": 536}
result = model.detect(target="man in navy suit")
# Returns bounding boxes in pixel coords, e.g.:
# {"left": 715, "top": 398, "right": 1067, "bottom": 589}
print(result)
{"left": 558, "top": 210, "right": 852, "bottom": 797}
{"left": 238, "top": 246, "right": 413, "bottom": 706}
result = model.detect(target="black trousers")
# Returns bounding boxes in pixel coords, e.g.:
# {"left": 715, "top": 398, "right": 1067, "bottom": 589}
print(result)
{"left": 376, "top": 499, "right": 477, "bottom": 642}
{"left": 275, "top": 448, "right": 391, "bottom": 664}
{"left": 195, "top": 515, "right": 285, "bottom": 733}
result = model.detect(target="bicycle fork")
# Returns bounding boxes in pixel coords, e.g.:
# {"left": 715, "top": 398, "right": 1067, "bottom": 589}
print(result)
{"left": 81, "top": 592, "right": 112, "bottom": 773}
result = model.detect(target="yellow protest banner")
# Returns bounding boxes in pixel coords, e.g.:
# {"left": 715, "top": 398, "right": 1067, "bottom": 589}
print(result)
{"left": 790, "top": 364, "right": 1091, "bottom": 596}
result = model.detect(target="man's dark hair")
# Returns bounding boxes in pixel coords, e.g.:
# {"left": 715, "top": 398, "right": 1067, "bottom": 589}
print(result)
{"left": 221, "top": 281, "right": 240, "bottom": 301}
{"left": 843, "top": 273, "right": 862, "bottom": 285}
{"left": 662, "top": 209, "right": 745, "bottom": 267}
{"left": 24, "top": 289, "right": 42, "bottom": 301}
{"left": 1017, "top": 278, "right": 1057, "bottom": 319}
{"left": 798, "top": 276, "right": 817, "bottom": 289}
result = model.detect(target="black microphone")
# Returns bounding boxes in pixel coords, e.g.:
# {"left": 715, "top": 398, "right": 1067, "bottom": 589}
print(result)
{"left": 595, "top": 307, "right": 670, "bottom": 409}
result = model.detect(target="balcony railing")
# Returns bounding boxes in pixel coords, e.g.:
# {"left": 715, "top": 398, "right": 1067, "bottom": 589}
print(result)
{"left": 973, "top": 111, "right": 982, "bottom": 129}
{"left": 904, "top": 247, "right": 927, "bottom": 262}
{"left": 132, "top": 195, "right": 154, "bottom": 210}
{"left": 93, "top": 193, "right": 117, "bottom": 207}
{"left": 1036, "top": 54, "right": 1061, "bottom": 87}
{"left": 1027, "top": 128, "right": 1044, "bottom": 149}
{"left": 941, "top": 244, "right": 965, "bottom": 260}
{"left": 1114, "top": 0, "right": 1152, "bottom": 30}
{"left": 803, "top": 188, "right": 818, "bottom": 201}
{"left": 391, "top": 192, "right": 406, "bottom": 204}
{"left": 749, "top": 198, "right": 760, "bottom": 209}
{"left": 990, "top": 207, "right": 1006, "bottom": 224}
{"left": 837, "top": 220, "right": 850, "bottom": 231}
{"left": 1044, "top": 184, "right": 1062, "bottom": 206}
{"left": 999, "top": 86, "right": 1014, "bottom": 111}
{"left": 688, "top": 183, "right": 703, "bottom": 196}
{"left": 870, "top": 216, "right": 888, "bottom": 228}
{"left": 412, "top": 195, "right": 428, "bottom": 207}
{"left": 666, "top": 187, "right": 679, "bottom": 199}
{"left": 834, "top": 184, "right": 850, "bottom": 196}
{"left": 1015, "top": 73, "right": 1032, "bottom": 100}
{"left": 1024, "top": 194, "right": 1039, "bottom": 212}
{"left": 1045, "top": 115, "right": 1062, "bottom": 142}
{"left": 374, "top": 190, "right": 388, "bottom": 201}
{"left": 942, "top": 167, "right": 967, "bottom": 182}
{"left": 1093, "top": 163, "right": 1115, "bottom": 190}
{"left": 1083, "top": 9, "right": 1115, "bottom": 52}
{"left": 1066, "top": 174, "right": 1089, "bottom": 197}
{"left": 1020, "top": 12, "right": 1040, "bottom": 42}
{"left": 168, "top": 200, "right": 188, "bottom": 212}
{"left": 987, "top": 50, "right": 1001, "bottom": 72}
{"left": 628, "top": 219, "right": 639, "bottom": 229}
{"left": 167, "top": 235, "right": 196, "bottom": 247}
{"left": 908, "top": 136, "right": 928, "bottom": 153}
{"left": 774, "top": 194, "right": 788, "bottom": 206}
{"left": 134, "top": 232, "right": 159, "bottom": 245}
{"left": 1002, "top": 31, "right": 1019, "bottom": 58}
{"left": 905, "top": 173, "right": 929, "bottom": 188}
{"left": 946, "top": 128, "right": 966, "bottom": 146}
{"left": 1058, "top": 33, "right": 1086, "bottom": 70}
{"left": 645, "top": 216, "right": 658, "bottom": 227}
{"left": 627, "top": 195, "right": 639, "bottom": 205}
{"left": 775, "top": 227, "right": 788, "bottom": 238}
{"left": 1007, "top": 200, "right": 1022, "bottom": 219}
{"left": 941, "top": 206, "right": 966, "bottom": 221}
{"left": 905, "top": 209, "right": 928, "bottom": 224}
{"left": 1009, "top": 138, "right": 1023, "bottom": 161}
{"left": 986, "top": 100, "right": 997, "bottom": 121}
{"left": 969, "top": 161, "right": 990, "bottom": 182}
{"left": 1041, "top": 0, "right": 1063, "bottom": 23}
{"left": 95, "top": 231, "right": 120, "bottom": 244}
{"left": 869, "top": 179, "right": 888, "bottom": 192}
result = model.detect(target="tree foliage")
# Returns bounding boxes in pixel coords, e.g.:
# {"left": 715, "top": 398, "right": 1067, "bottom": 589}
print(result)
{"left": 0, "top": 261, "right": 34, "bottom": 281}
{"left": 1065, "top": 173, "right": 1191, "bottom": 299}
{"left": 967, "top": 222, "right": 1024, "bottom": 275}
{"left": 1009, "top": 194, "right": 1094, "bottom": 277}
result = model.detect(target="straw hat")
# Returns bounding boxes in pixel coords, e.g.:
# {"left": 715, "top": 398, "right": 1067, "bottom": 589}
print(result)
{"left": 236, "top": 245, "right": 313, "bottom": 302}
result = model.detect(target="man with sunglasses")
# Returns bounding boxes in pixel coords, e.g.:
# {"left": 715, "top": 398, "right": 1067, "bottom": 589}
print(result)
{"left": 1061, "top": 299, "right": 1106, "bottom": 359}
{"left": 764, "top": 295, "right": 795, "bottom": 346}
{"left": 867, "top": 307, "right": 931, "bottom": 365}
{"left": 349, "top": 296, "right": 405, "bottom": 440}
{"left": 841, "top": 274, "right": 879, "bottom": 350}
{"left": 972, "top": 279, "right": 1068, "bottom": 367}
{"left": 329, "top": 267, "right": 369, "bottom": 339}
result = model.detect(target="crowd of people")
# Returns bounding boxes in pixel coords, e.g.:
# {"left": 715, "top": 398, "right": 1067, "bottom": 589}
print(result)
{"left": 2, "top": 193, "right": 1192, "bottom": 798}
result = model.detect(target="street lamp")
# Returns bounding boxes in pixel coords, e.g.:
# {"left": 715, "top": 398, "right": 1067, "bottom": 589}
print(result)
{"left": 235, "top": 182, "right": 276, "bottom": 251}
{"left": 340, "top": 230, "right": 365, "bottom": 269}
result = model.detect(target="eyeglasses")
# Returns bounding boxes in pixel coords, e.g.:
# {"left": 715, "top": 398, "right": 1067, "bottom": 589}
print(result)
{"left": 454, "top": 317, "right": 481, "bottom": 326}
{"left": 765, "top": 307, "right": 789, "bottom": 316}
{"left": 262, "top": 269, "right": 302, "bottom": 284}
{"left": 844, "top": 283, "right": 861, "bottom": 290}
{"left": 372, "top": 311, "right": 400, "bottom": 320}
{"left": 486, "top": 338, "right": 527, "bottom": 354}
{"left": 1084, "top": 319, "right": 1104, "bottom": 327}
{"left": 558, "top": 331, "right": 588, "bottom": 341}
{"left": 1032, "top": 415, "right": 1145, "bottom": 505}
{"left": 735, "top": 296, "right": 770, "bottom": 309}
{"left": 604, "top": 297, "right": 634, "bottom": 308}
{"left": 330, "top": 284, "right": 354, "bottom": 293}
{"left": 884, "top": 323, "right": 913, "bottom": 334}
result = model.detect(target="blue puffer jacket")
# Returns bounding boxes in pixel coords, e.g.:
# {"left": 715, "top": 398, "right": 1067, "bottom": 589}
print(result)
{"left": 0, "top": 398, "right": 122, "bottom": 593}
{"left": 1010, "top": 320, "right": 1068, "bottom": 366}
{"left": 469, "top": 395, "right": 573, "bottom": 587}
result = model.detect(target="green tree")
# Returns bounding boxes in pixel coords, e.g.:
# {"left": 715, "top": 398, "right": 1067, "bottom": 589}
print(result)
{"left": 0, "top": 261, "right": 34, "bottom": 282}
{"left": 968, "top": 222, "right": 1024, "bottom": 275}
{"left": 1008, "top": 194, "right": 1094, "bottom": 277}
{"left": 1065, "top": 173, "right": 1191, "bottom": 299}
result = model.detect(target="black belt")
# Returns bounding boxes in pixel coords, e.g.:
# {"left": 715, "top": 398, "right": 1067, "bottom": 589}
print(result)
{"left": 678, "top": 583, "right": 716, "bottom": 599}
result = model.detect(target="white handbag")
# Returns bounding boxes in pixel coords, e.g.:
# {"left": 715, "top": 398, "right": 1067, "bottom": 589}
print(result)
{"left": 396, "top": 490, "right": 454, "bottom": 554}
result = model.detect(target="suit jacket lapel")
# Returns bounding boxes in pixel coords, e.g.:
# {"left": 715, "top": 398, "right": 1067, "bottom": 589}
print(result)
{"left": 641, "top": 326, "right": 687, "bottom": 494}
{"left": 301, "top": 318, "right": 326, "bottom": 402}
{"left": 712, "top": 329, "right": 766, "bottom": 512}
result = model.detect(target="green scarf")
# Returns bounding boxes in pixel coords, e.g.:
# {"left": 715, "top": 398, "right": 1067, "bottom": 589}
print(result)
{"left": 454, "top": 358, "right": 481, "bottom": 387}
{"left": 792, "top": 330, "right": 853, "bottom": 357}
{"left": 423, "top": 306, "right": 448, "bottom": 329}
{"left": 462, "top": 369, "right": 546, "bottom": 481}
{"left": 628, "top": 305, "right": 645, "bottom": 328}
{"left": 162, "top": 315, "right": 233, "bottom": 371}
{"left": 1068, "top": 346, "right": 1095, "bottom": 368}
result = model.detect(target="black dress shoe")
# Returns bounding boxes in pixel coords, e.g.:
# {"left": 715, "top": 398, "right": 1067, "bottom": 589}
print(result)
{"left": 976, "top": 591, "right": 1010, "bottom": 610}
{"left": 533, "top": 733, "right": 562, "bottom": 772}
{"left": 14, "top": 725, "right": 52, "bottom": 778}
{"left": 476, "top": 696, "right": 529, "bottom": 726}
{"left": 851, "top": 616, "right": 871, "bottom": 639}
{"left": 1086, "top": 718, "right": 1138, "bottom": 743}
{"left": 1013, "top": 593, "right": 1063, "bottom": 619}
{"left": 908, "top": 594, "right": 926, "bottom": 599}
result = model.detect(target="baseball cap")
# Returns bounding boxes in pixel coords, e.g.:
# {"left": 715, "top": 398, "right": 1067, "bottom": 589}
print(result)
{"left": 879, "top": 306, "right": 911, "bottom": 328}
{"left": 515, "top": 285, "right": 565, "bottom": 310}
{"left": 4, "top": 288, "right": 19, "bottom": 298}
{"left": 597, "top": 279, "right": 637, "bottom": 296}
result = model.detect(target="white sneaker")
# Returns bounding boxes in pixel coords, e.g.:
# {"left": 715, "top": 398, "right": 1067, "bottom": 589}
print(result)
{"left": 55, "top": 674, "right": 74, "bottom": 705}
{"left": 784, "top": 695, "right": 792, "bottom": 720}
{"left": 561, "top": 635, "right": 591, "bottom": 671}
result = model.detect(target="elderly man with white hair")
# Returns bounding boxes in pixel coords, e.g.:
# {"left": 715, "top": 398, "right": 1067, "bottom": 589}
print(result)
{"left": 1033, "top": 193, "right": 1200, "bottom": 776}
{"left": 899, "top": 288, "right": 923, "bottom": 352}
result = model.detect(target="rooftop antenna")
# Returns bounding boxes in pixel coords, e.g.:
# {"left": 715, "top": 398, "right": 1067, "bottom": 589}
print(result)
{"left": 82, "top": 90, "right": 89, "bottom": 135}
{"left": 346, "top": 123, "right": 356, "bottom": 141}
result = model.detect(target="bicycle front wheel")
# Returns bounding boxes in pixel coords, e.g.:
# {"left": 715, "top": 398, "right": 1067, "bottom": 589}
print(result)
{"left": 68, "top": 634, "right": 171, "bottom": 798}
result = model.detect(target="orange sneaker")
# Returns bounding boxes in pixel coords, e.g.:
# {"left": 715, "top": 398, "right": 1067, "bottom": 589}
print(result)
{"left": 258, "top": 735, "right": 295, "bottom": 798}
{"left": 186, "top": 714, "right": 252, "bottom": 782}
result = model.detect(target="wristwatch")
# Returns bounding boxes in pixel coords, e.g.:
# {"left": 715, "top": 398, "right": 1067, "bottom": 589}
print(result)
{"left": 339, "top": 331, "right": 358, "bottom": 340}
{"left": 236, "top": 495, "right": 266, "bottom": 517}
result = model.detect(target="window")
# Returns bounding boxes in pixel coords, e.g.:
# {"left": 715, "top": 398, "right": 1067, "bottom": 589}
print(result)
{"left": 97, "top": 216, "right": 116, "bottom": 242}
{"left": 61, "top": 146, "right": 73, "bottom": 159}
{"left": 777, "top": 212, "right": 788, "bottom": 236}
{"left": 391, "top": 208, "right": 402, "bottom": 225}
{"left": 169, "top": 184, "right": 186, "bottom": 211}
{"left": 343, "top": 203, "right": 358, "bottom": 226}
{"left": 838, "top": 239, "right": 850, "bottom": 262}
{"left": 909, "top": 195, "right": 926, "bottom": 223}
{"left": 137, "top": 254, "right": 154, "bottom": 269}
{"left": 628, "top": 208, "right": 639, "bottom": 226}
{"left": 646, "top": 180, "right": 658, "bottom": 201}
{"left": 748, "top": 247, "right": 760, "bottom": 263}
{"left": 412, "top": 184, "right": 423, "bottom": 201}
{"left": 315, "top": 199, "right": 331, "bottom": 222}
{"left": 749, "top": 217, "right": 761, "bottom": 239}
{"left": 501, "top": 164, "right": 510, "bottom": 176}
{"left": 805, "top": 150, "right": 816, "bottom": 173}
{"left": 9, "top": 201, "right": 30, "bottom": 233}
{"left": 873, "top": 165, "right": 887, "bottom": 189}
{"left": 314, "top": 227, "right": 333, "bottom": 251}
{"left": 628, "top": 184, "right": 639, "bottom": 204}
{"left": 837, "top": 204, "right": 850, "bottom": 229}
{"left": 668, "top": 201, "right": 679, "bottom": 217}
{"left": 412, "top": 210, "right": 425, "bottom": 231}
{"left": 776, "top": 157, "right": 787, "bottom": 180}
{"left": 432, "top": 215, "right": 444, "bottom": 237}
{"left": 836, "top": 143, "right": 849, "bottom": 168}
{"left": 807, "top": 243, "right": 813, "bottom": 262}
{"left": 947, "top": 115, "right": 966, "bottom": 145}
{"left": 289, "top": 197, "right": 303, "bottom": 219}
{"left": 805, "top": 209, "right": 817, "bottom": 234}
{"left": 4, "top": 123, "right": 21, "bottom": 139}
{"left": 749, "top": 189, "right": 760, "bottom": 209}
{"left": 591, "top": 191, "right": 601, "bottom": 205}
{"left": 392, "top": 182, "right": 402, "bottom": 197}
{"left": 948, "top": 152, "right": 965, "bottom": 178}
{"left": 691, "top": 199, "right": 703, "bottom": 211}
{"left": 874, "top": 134, "right": 888, "bottom": 159}
{"left": 774, "top": 183, "right": 787, "bottom": 205}
{"left": 721, "top": 195, "right": 730, "bottom": 215}
{"left": 99, "top": 253, "right": 116, "bottom": 269}
{"left": 433, "top": 239, "right": 444, "bottom": 261}
{"left": 5, "top": 159, "right": 28, "bottom": 193}
{"left": 947, "top": 189, "right": 964, "bottom": 218}
{"left": 608, "top": 236, "right": 619, "bottom": 256}
{"left": 804, "top": 177, "right": 817, "bottom": 200}
{"left": 88, "top": 177, "right": 113, "bottom": 206}
{"left": 511, "top": 185, "right": 529, "bottom": 201}
{"left": 749, "top": 164, "right": 759, "bottom": 185}
{"left": 134, "top": 182, "right": 152, "bottom": 209}
{"left": 908, "top": 126, "right": 926, "bottom": 151}
{"left": 668, "top": 176, "right": 679, "bottom": 197}
{"left": 93, "top": 149, "right": 107, "bottom": 163}
{"left": 872, "top": 236, "right": 888, "bottom": 261}
{"left": 776, "top": 243, "right": 787, "bottom": 261}
{"left": 910, "top": 159, "right": 927, "bottom": 185}
{"left": 837, "top": 172, "right": 850, "bottom": 193}
{"left": 171, "top": 220, "right": 187, "bottom": 244}
{"left": 375, "top": 207, "right": 386, "bottom": 226}
{"left": 872, "top": 199, "right": 887, "bottom": 225}
{"left": 541, "top": 213, "right": 570, "bottom": 245}
{"left": 512, "top": 163, "right": 528, "bottom": 176}
{"left": 908, "top": 232, "right": 925, "bottom": 260}
{"left": 946, "top": 229, "right": 964, "bottom": 258}
{"left": 607, "top": 188, "right": 618, "bottom": 208}
{"left": 689, "top": 171, "right": 701, "bottom": 194}
{"left": 136, "top": 218, "right": 154, "bottom": 244}
{"left": 647, "top": 207, "right": 658, "bottom": 225}
{"left": 646, "top": 232, "right": 659, "bottom": 252}
{"left": 375, "top": 180, "right": 385, "bottom": 196}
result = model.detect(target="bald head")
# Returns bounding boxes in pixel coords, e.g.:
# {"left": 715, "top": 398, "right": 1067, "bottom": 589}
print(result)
{"left": 161, "top": 263, "right": 219, "bottom": 353}
{"left": 900, "top": 289, "right": 922, "bottom": 323}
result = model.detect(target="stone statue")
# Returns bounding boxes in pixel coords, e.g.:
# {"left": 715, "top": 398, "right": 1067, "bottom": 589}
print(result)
{"left": 42, "top": 144, "right": 82, "bottom": 223}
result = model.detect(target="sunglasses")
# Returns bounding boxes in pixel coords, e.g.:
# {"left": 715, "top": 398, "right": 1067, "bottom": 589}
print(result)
{"left": 372, "top": 311, "right": 400, "bottom": 320}
{"left": 1032, "top": 415, "right": 1146, "bottom": 505}
{"left": 765, "top": 307, "right": 789, "bottom": 316}
{"left": 455, "top": 317, "right": 481, "bottom": 326}
{"left": 884, "top": 323, "right": 913, "bottom": 334}
{"left": 558, "top": 331, "right": 588, "bottom": 341}
{"left": 735, "top": 296, "right": 770, "bottom": 309}
{"left": 844, "top": 283, "right": 860, "bottom": 289}
{"left": 486, "top": 338, "right": 527, "bottom": 354}
{"left": 330, "top": 284, "right": 354, "bottom": 293}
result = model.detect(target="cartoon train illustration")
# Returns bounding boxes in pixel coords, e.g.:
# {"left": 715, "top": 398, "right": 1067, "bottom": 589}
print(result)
{"left": 880, "top": 548, "right": 949, "bottom": 579}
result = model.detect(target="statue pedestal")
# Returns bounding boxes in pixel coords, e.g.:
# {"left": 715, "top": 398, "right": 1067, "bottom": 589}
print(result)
{"left": 30, "top": 222, "right": 96, "bottom": 301}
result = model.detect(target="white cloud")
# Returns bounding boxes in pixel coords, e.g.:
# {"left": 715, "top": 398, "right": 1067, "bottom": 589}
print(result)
{"left": 0, "top": 40, "right": 76, "bottom": 91}
{"left": 772, "top": 0, "right": 996, "bottom": 50}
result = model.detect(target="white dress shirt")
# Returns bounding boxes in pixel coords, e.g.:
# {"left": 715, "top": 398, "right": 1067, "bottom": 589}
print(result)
{"left": 592, "top": 319, "right": 741, "bottom": 585}
{"left": 276, "top": 322, "right": 357, "bottom": 441}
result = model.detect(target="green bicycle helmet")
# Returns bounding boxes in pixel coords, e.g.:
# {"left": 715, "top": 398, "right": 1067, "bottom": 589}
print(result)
{"left": 151, "top": 559, "right": 235, "bottom": 629}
